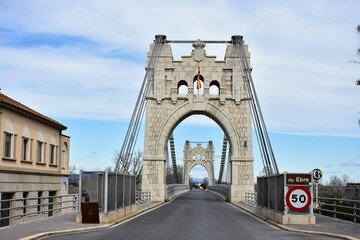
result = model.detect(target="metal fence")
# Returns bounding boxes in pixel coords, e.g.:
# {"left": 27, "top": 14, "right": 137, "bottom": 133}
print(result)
{"left": 207, "top": 185, "right": 229, "bottom": 201}
{"left": 80, "top": 171, "right": 136, "bottom": 213}
{"left": 314, "top": 197, "right": 360, "bottom": 223}
{"left": 257, "top": 174, "right": 284, "bottom": 212}
{"left": 0, "top": 194, "right": 78, "bottom": 227}
{"left": 245, "top": 192, "right": 257, "bottom": 205}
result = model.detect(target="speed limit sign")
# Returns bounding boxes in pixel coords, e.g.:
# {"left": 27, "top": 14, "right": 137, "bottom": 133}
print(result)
{"left": 286, "top": 186, "right": 312, "bottom": 212}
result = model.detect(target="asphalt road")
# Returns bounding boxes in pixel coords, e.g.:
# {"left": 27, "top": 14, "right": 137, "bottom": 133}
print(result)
{"left": 45, "top": 191, "right": 336, "bottom": 240}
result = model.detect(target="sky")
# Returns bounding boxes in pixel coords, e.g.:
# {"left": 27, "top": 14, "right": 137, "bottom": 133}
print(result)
{"left": 0, "top": 0, "right": 359, "bottom": 183}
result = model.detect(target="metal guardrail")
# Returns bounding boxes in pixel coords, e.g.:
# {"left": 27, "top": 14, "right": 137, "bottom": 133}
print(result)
{"left": 245, "top": 192, "right": 257, "bottom": 205}
{"left": 314, "top": 197, "right": 360, "bottom": 223}
{"left": 208, "top": 185, "right": 229, "bottom": 201}
{"left": 136, "top": 192, "right": 151, "bottom": 204}
{"left": 167, "top": 184, "right": 189, "bottom": 201}
{"left": 0, "top": 194, "right": 78, "bottom": 226}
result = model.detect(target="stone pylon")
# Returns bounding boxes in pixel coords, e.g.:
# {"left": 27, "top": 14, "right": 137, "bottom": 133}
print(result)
{"left": 142, "top": 36, "right": 254, "bottom": 202}
{"left": 183, "top": 141, "right": 215, "bottom": 186}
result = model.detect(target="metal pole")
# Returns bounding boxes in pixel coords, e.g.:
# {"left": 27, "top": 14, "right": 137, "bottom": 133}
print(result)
{"left": 104, "top": 170, "right": 108, "bottom": 214}
{"left": 115, "top": 172, "right": 117, "bottom": 210}
{"left": 78, "top": 170, "right": 82, "bottom": 212}
{"left": 316, "top": 181, "right": 319, "bottom": 206}
{"left": 122, "top": 173, "right": 125, "bottom": 208}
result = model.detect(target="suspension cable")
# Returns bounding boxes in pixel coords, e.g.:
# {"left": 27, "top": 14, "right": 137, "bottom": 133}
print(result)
{"left": 217, "top": 134, "right": 228, "bottom": 184}
{"left": 115, "top": 35, "right": 167, "bottom": 173}
{"left": 232, "top": 35, "right": 279, "bottom": 175}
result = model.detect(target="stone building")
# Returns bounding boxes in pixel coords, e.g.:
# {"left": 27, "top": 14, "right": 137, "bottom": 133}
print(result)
{"left": 0, "top": 93, "right": 70, "bottom": 226}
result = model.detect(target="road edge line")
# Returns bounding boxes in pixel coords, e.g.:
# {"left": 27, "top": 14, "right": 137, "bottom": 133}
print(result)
{"left": 232, "top": 202, "right": 359, "bottom": 240}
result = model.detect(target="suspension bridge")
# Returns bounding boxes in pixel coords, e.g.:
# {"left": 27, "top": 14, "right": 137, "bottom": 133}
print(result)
{"left": 2, "top": 35, "right": 359, "bottom": 240}
{"left": 115, "top": 34, "right": 278, "bottom": 202}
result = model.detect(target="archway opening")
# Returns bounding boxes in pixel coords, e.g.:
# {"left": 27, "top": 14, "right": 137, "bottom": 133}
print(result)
{"left": 209, "top": 80, "right": 220, "bottom": 94}
{"left": 193, "top": 75, "right": 204, "bottom": 95}
{"left": 189, "top": 165, "right": 209, "bottom": 189}
{"left": 178, "top": 80, "right": 188, "bottom": 94}
{"left": 167, "top": 114, "right": 231, "bottom": 185}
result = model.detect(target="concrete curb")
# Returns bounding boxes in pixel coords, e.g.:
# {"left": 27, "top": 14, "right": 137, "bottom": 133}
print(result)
{"left": 232, "top": 202, "right": 359, "bottom": 240}
{"left": 20, "top": 201, "right": 165, "bottom": 240}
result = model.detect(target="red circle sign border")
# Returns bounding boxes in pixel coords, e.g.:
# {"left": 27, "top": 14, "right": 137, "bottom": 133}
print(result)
{"left": 286, "top": 186, "right": 312, "bottom": 212}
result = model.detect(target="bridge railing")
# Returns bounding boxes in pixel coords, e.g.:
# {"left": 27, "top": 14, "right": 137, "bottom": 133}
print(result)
{"left": 207, "top": 185, "right": 229, "bottom": 201}
{"left": 0, "top": 194, "right": 78, "bottom": 227}
{"left": 314, "top": 196, "right": 360, "bottom": 223}
{"left": 136, "top": 191, "right": 151, "bottom": 204}
{"left": 167, "top": 184, "right": 189, "bottom": 201}
{"left": 79, "top": 170, "right": 136, "bottom": 213}
{"left": 245, "top": 192, "right": 257, "bottom": 205}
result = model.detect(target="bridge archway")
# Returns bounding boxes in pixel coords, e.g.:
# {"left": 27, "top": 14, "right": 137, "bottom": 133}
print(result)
{"left": 183, "top": 140, "right": 215, "bottom": 186}
{"left": 188, "top": 164, "right": 210, "bottom": 185}
{"left": 142, "top": 40, "right": 254, "bottom": 202}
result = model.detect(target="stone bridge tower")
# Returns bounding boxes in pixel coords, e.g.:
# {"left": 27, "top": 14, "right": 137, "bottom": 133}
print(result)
{"left": 183, "top": 141, "right": 215, "bottom": 186}
{"left": 142, "top": 36, "right": 254, "bottom": 202}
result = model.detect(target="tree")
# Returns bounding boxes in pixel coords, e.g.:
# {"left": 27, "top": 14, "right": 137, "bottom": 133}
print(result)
{"left": 112, "top": 149, "right": 142, "bottom": 176}
{"left": 323, "top": 174, "right": 350, "bottom": 198}
{"left": 166, "top": 164, "right": 183, "bottom": 184}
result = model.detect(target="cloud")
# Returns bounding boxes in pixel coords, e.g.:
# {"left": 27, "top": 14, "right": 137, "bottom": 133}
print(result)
{"left": 0, "top": 0, "right": 359, "bottom": 137}
{"left": 340, "top": 161, "right": 360, "bottom": 167}
{"left": 87, "top": 151, "right": 99, "bottom": 158}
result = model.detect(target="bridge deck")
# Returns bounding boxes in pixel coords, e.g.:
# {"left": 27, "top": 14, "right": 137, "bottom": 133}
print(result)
{"left": 44, "top": 191, "right": 341, "bottom": 240}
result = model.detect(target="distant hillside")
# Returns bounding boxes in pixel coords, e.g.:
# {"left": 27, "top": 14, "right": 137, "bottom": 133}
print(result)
{"left": 191, "top": 178, "right": 204, "bottom": 184}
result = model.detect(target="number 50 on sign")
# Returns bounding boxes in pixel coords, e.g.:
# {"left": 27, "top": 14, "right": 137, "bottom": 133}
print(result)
{"left": 286, "top": 186, "right": 312, "bottom": 212}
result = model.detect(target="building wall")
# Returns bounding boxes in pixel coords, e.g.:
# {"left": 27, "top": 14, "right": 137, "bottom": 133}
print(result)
{"left": 0, "top": 106, "right": 70, "bottom": 226}
{"left": 0, "top": 108, "right": 69, "bottom": 175}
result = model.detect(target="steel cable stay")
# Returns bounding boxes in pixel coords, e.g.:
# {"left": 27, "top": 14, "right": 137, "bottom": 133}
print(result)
{"left": 236, "top": 50, "right": 271, "bottom": 175}
{"left": 217, "top": 134, "right": 228, "bottom": 184}
{"left": 169, "top": 133, "right": 179, "bottom": 183}
{"left": 115, "top": 35, "right": 166, "bottom": 173}
{"left": 232, "top": 36, "right": 279, "bottom": 175}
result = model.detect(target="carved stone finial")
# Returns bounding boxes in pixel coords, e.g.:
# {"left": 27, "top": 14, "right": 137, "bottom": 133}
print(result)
{"left": 192, "top": 41, "right": 206, "bottom": 49}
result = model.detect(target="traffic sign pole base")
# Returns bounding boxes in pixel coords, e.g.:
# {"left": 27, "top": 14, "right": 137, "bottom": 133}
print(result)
{"left": 256, "top": 206, "right": 316, "bottom": 225}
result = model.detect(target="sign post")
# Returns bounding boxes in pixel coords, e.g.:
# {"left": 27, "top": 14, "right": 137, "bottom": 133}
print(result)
{"left": 312, "top": 169, "right": 323, "bottom": 207}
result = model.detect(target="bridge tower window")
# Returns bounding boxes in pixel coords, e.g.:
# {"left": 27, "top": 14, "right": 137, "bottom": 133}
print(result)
{"left": 193, "top": 75, "right": 204, "bottom": 95}
{"left": 177, "top": 80, "right": 188, "bottom": 94}
{"left": 209, "top": 80, "right": 220, "bottom": 94}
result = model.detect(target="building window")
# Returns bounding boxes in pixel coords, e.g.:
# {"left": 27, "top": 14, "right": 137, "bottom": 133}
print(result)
{"left": 4, "top": 132, "right": 12, "bottom": 158}
{"left": 61, "top": 150, "right": 65, "bottom": 168}
{"left": 37, "top": 141, "right": 43, "bottom": 163}
{"left": 50, "top": 144, "right": 55, "bottom": 165}
{"left": 22, "top": 138, "right": 29, "bottom": 161}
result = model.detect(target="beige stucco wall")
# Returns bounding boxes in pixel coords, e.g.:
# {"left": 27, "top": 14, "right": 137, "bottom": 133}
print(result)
{"left": 0, "top": 108, "right": 70, "bottom": 175}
